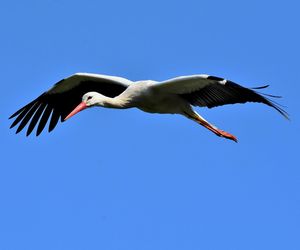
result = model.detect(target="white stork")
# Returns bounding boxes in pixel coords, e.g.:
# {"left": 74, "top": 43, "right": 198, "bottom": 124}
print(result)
{"left": 9, "top": 73, "right": 288, "bottom": 142}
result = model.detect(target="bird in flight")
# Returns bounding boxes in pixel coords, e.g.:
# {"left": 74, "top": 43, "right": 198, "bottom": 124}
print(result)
{"left": 9, "top": 73, "right": 288, "bottom": 142}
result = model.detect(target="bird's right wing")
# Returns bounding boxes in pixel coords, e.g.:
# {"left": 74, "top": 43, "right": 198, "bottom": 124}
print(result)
{"left": 152, "top": 74, "right": 288, "bottom": 119}
{"left": 9, "top": 73, "right": 132, "bottom": 136}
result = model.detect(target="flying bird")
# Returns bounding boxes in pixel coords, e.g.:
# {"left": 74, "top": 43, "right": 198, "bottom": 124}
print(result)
{"left": 9, "top": 73, "right": 288, "bottom": 142}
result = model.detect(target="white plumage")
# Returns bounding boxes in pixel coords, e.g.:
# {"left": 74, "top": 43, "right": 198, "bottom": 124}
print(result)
{"left": 10, "top": 73, "right": 288, "bottom": 142}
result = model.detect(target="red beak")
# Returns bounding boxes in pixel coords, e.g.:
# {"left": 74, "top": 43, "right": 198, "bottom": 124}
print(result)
{"left": 64, "top": 102, "right": 87, "bottom": 121}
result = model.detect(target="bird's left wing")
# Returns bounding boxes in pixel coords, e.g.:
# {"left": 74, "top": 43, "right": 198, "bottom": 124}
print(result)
{"left": 152, "top": 74, "right": 288, "bottom": 119}
{"left": 9, "top": 73, "right": 132, "bottom": 136}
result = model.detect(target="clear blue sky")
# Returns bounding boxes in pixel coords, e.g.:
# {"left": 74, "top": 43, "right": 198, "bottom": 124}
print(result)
{"left": 1, "top": 1, "right": 299, "bottom": 249}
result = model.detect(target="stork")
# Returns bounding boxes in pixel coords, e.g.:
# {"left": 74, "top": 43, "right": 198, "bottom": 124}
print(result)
{"left": 9, "top": 73, "right": 288, "bottom": 142}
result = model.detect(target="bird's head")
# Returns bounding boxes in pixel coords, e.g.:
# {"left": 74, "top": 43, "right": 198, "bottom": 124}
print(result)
{"left": 82, "top": 92, "right": 102, "bottom": 106}
{"left": 64, "top": 92, "right": 103, "bottom": 121}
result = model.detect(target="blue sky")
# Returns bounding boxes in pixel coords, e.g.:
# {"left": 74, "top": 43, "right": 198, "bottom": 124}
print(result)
{"left": 1, "top": 0, "right": 299, "bottom": 249}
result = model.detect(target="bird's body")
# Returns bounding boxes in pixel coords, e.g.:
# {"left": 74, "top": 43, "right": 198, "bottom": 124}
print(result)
{"left": 119, "top": 81, "right": 190, "bottom": 114}
{"left": 9, "top": 73, "right": 288, "bottom": 142}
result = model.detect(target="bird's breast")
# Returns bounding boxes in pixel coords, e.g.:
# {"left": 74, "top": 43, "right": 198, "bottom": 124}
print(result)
{"left": 136, "top": 91, "right": 186, "bottom": 114}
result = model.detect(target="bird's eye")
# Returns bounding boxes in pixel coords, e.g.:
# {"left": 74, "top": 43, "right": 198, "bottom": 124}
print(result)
{"left": 87, "top": 96, "right": 92, "bottom": 100}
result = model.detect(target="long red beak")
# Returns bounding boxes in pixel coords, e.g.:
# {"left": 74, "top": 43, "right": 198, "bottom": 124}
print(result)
{"left": 64, "top": 102, "right": 87, "bottom": 121}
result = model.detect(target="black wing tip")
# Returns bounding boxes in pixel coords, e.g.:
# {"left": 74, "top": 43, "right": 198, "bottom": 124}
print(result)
{"left": 277, "top": 109, "right": 290, "bottom": 120}
{"left": 36, "top": 130, "right": 42, "bottom": 136}
{"left": 9, "top": 108, "right": 24, "bottom": 119}
{"left": 251, "top": 86, "right": 289, "bottom": 120}
{"left": 10, "top": 112, "right": 62, "bottom": 137}
{"left": 48, "top": 124, "right": 57, "bottom": 133}
{"left": 232, "top": 82, "right": 289, "bottom": 119}
{"left": 277, "top": 106, "right": 290, "bottom": 120}
{"left": 10, "top": 123, "right": 16, "bottom": 129}
{"left": 9, "top": 101, "right": 56, "bottom": 137}
{"left": 251, "top": 85, "right": 282, "bottom": 98}
{"left": 9, "top": 113, "right": 16, "bottom": 119}
{"left": 12, "top": 127, "right": 44, "bottom": 136}
{"left": 251, "top": 84, "right": 270, "bottom": 90}
{"left": 260, "top": 94, "right": 290, "bottom": 120}
{"left": 274, "top": 106, "right": 290, "bottom": 120}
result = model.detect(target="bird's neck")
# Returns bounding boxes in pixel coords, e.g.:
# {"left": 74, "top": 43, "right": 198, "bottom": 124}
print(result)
{"left": 96, "top": 95, "right": 131, "bottom": 109}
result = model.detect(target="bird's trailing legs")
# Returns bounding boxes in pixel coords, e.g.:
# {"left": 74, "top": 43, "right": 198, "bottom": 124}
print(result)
{"left": 184, "top": 111, "right": 238, "bottom": 142}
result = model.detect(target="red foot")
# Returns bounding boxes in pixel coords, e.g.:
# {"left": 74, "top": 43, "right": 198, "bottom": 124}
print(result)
{"left": 217, "top": 129, "right": 238, "bottom": 143}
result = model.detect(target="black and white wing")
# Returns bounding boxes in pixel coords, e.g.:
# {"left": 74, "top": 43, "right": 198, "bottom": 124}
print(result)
{"left": 9, "top": 73, "right": 132, "bottom": 136}
{"left": 153, "top": 74, "right": 288, "bottom": 118}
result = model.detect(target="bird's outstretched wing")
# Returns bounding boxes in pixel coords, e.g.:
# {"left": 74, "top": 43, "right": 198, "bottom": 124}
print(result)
{"left": 9, "top": 73, "right": 132, "bottom": 136}
{"left": 153, "top": 74, "right": 288, "bottom": 119}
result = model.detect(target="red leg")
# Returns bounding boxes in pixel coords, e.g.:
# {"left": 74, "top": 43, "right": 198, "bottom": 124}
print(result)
{"left": 214, "top": 128, "right": 238, "bottom": 142}
{"left": 192, "top": 115, "right": 238, "bottom": 142}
